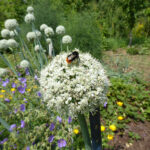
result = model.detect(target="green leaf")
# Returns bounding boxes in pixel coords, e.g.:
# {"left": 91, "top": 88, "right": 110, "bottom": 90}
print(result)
{"left": 0, "top": 117, "right": 10, "bottom": 131}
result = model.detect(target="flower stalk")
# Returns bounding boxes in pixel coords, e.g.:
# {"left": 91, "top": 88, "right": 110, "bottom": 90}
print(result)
{"left": 78, "top": 114, "right": 91, "bottom": 150}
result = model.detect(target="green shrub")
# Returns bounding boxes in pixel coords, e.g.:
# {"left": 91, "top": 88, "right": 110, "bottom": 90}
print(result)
{"left": 127, "top": 46, "right": 139, "bottom": 55}
{"left": 102, "top": 37, "right": 127, "bottom": 51}
{"left": 64, "top": 12, "right": 102, "bottom": 59}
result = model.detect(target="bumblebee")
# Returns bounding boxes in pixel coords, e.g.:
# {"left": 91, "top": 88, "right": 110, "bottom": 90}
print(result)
{"left": 66, "top": 51, "right": 79, "bottom": 64}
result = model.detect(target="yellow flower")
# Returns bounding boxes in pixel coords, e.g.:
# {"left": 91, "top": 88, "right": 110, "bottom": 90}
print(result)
{"left": 1, "top": 90, "right": 6, "bottom": 93}
{"left": 101, "top": 125, "right": 105, "bottom": 132}
{"left": 73, "top": 129, "right": 79, "bottom": 134}
{"left": 9, "top": 96, "right": 12, "bottom": 100}
{"left": 33, "top": 85, "right": 37, "bottom": 88}
{"left": 11, "top": 88, "right": 16, "bottom": 92}
{"left": 27, "top": 89, "right": 31, "bottom": 92}
{"left": 109, "top": 125, "right": 117, "bottom": 131}
{"left": 118, "top": 116, "right": 124, "bottom": 120}
{"left": 107, "top": 134, "right": 114, "bottom": 140}
{"left": 117, "top": 101, "right": 123, "bottom": 107}
{"left": 15, "top": 80, "right": 18, "bottom": 84}
{"left": 0, "top": 95, "right": 4, "bottom": 98}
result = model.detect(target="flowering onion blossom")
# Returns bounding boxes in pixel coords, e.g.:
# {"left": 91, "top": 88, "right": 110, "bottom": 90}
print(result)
{"left": 26, "top": 31, "right": 41, "bottom": 41}
{"left": 62, "top": 35, "right": 72, "bottom": 44}
{"left": 44, "top": 27, "right": 54, "bottom": 37}
{"left": 46, "top": 38, "right": 51, "bottom": 44}
{"left": 0, "top": 68, "right": 8, "bottom": 77}
{"left": 0, "top": 39, "right": 8, "bottom": 50}
{"left": 1, "top": 29, "right": 10, "bottom": 38}
{"left": 24, "top": 13, "right": 35, "bottom": 24}
{"left": 4, "top": 19, "right": 18, "bottom": 30}
{"left": 27, "top": 6, "right": 34, "bottom": 13}
{"left": 39, "top": 50, "right": 110, "bottom": 116}
{"left": 34, "top": 45, "right": 40, "bottom": 51}
{"left": 56, "top": 25, "right": 65, "bottom": 35}
{"left": 20, "top": 60, "right": 30, "bottom": 68}
{"left": 10, "top": 31, "right": 15, "bottom": 38}
{"left": 7, "top": 39, "right": 18, "bottom": 48}
{"left": 40, "top": 24, "right": 48, "bottom": 31}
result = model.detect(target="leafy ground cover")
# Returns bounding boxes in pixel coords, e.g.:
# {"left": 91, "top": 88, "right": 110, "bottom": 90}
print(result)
{"left": 102, "top": 49, "right": 150, "bottom": 150}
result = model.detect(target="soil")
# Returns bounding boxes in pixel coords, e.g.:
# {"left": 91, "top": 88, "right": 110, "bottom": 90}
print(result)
{"left": 107, "top": 121, "right": 150, "bottom": 150}
{"left": 103, "top": 49, "right": 150, "bottom": 82}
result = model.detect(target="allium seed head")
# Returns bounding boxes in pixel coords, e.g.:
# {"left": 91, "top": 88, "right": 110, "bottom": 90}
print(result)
{"left": 24, "top": 13, "right": 35, "bottom": 24}
{"left": 56, "top": 25, "right": 65, "bottom": 35}
{"left": 4, "top": 19, "right": 18, "bottom": 30}
{"left": 1, "top": 29, "right": 10, "bottom": 38}
{"left": 62, "top": 35, "right": 72, "bottom": 44}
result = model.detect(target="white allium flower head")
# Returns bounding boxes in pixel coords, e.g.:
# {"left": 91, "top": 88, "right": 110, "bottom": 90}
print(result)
{"left": 24, "top": 13, "right": 35, "bottom": 24}
{"left": 56, "top": 25, "right": 65, "bottom": 35}
{"left": 35, "top": 45, "right": 40, "bottom": 51}
{"left": 10, "top": 31, "right": 15, "bottom": 38}
{"left": 1, "top": 29, "right": 10, "bottom": 38}
{"left": 40, "top": 24, "right": 48, "bottom": 31}
{"left": 7, "top": 39, "right": 18, "bottom": 49}
{"left": 46, "top": 38, "right": 52, "bottom": 44}
{"left": 35, "top": 30, "right": 41, "bottom": 37}
{"left": 26, "top": 32, "right": 36, "bottom": 41}
{"left": 0, "top": 39, "right": 8, "bottom": 50}
{"left": 4, "top": 19, "right": 18, "bottom": 30}
{"left": 26, "top": 31, "right": 41, "bottom": 41}
{"left": 27, "top": 6, "right": 34, "bottom": 13}
{"left": 0, "top": 68, "right": 8, "bottom": 77}
{"left": 20, "top": 60, "right": 30, "bottom": 68}
{"left": 44, "top": 27, "right": 54, "bottom": 37}
{"left": 39, "top": 51, "right": 110, "bottom": 117}
{"left": 62, "top": 35, "right": 72, "bottom": 44}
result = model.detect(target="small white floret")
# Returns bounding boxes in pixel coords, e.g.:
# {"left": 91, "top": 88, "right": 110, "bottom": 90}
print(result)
{"left": 62, "top": 35, "right": 72, "bottom": 44}
{"left": 4, "top": 19, "right": 18, "bottom": 30}
{"left": 44, "top": 27, "right": 54, "bottom": 37}
{"left": 24, "top": 13, "right": 35, "bottom": 24}
{"left": 20, "top": 60, "right": 30, "bottom": 68}
{"left": 27, "top": 6, "right": 34, "bottom": 13}
{"left": 1, "top": 29, "right": 10, "bottom": 38}
{"left": 56, "top": 25, "right": 65, "bottom": 35}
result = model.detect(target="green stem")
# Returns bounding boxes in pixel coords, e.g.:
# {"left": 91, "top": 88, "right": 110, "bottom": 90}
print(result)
{"left": 78, "top": 114, "right": 92, "bottom": 150}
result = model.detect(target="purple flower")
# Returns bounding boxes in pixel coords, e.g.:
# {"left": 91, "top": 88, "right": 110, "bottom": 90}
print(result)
{"left": 5, "top": 98, "right": 10, "bottom": 102}
{"left": 57, "top": 139, "right": 67, "bottom": 148}
{"left": 0, "top": 138, "right": 8, "bottom": 144}
{"left": 24, "top": 83, "right": 27, "bottom": 88}
{"left": 9, "top": 124, "right": 16, "bottom": 132}
{"left": 49, "top": 123, "right": 55, "bottom": 131}
{"left": 18, "top": 86, "right": 25, "bottom": 94}
{"left": 37, "top": 91, "right": 42, "bottom": 97}
{"left": 34, "top": 75, "right": 38, "bottom": 80}
{"left": 48, "top": 135, "right": 54, "bottom": 143}
{"left": 57, "top": 116, "right": 62, "bottom": 123}
{"left": 0, "top": 130, "right": 4, "bottom": 135}
{"left": 19, "top": 78, "right": 27, "bottom": 84}
{"left": 21, "top": 120, "right": 25, "bottom": 128}
{"left": 12, "top": 83, "right": 16, "bottom": 88}
{"left": 104, "top": 101, "right": 107, "bottom": 108}
{"left": 6, "top": 78, "right": 9, "bottom": 83}
{"left": 2, "top": 81, "right": 8, "bottom": 87}
{"left": 26, "top": 146, "right": 30, "bottom": 150}
{"left": 0, "top": 78, "right": 2, "bottom": 82}
{"left": 25, "top": 68, "right": 30, "bottom": 75}
{"left": 17, "top": 72, "right": 21, "bottom": 76}
{"left": 68, "top": 116, "right": 72, "bottom": 124}
{"left": 14, "top": 109, "right": 18, "bottom": 114}
{"left": 20, "top": 104, "right": 25, "bottom": 112}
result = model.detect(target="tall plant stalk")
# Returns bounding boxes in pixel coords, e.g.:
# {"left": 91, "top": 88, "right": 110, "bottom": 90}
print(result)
{"left": 78, "top": 114, "right": 92, "bottom": 150}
